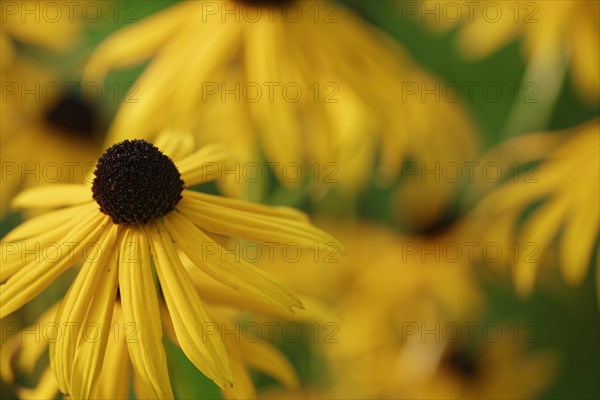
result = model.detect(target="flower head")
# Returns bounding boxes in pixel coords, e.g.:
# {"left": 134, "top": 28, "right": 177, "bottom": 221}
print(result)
{"left": 462, "top": 119, "right": 599, "bottom": 297}
{"left": 84, "top": 0, "right": 476, "bottom": 196}
{"left": 0, "top": 131, "right": 339, "bottom": 398}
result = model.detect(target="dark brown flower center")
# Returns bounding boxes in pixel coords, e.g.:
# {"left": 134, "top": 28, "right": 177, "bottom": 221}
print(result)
{"left": 92, "top": 139, "right": 184, "bottom": 225}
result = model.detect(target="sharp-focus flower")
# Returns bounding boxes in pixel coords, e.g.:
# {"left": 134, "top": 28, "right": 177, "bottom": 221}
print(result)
{"left": 0, "top": 131, "right": 337, "bottom": 398}
{"left": 422, "top": 0, "right": 599, "bottom": 102}
{"left": 462, "top": 119, "right": 599, "bottom": 297}
{"left": 84, "top": 0, "right": 476, "bottom": 197}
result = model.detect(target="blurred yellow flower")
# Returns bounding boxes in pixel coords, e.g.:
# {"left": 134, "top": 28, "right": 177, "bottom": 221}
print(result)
{"left": 278, "top": 222, "right": 557, "bottom": 399}
{"left": 0, "top": 4, "right": 94, "bottom": 218}
{"left": 401, "top": 335, "right": 557, "bottom": 400}
{"left": 84, "top": 0, "right": 476, "bottom": 197}
{"left": 463, "top": 119, "right": 599, "bottom": 297}
{"left": 423, "top": 0, "right": 599, "bottom": 103}
{"left": 247, "top": 220, "right": 487, "bottom": 397}
{"left": 0, "top": 131, "right": 338, "bottom": 398}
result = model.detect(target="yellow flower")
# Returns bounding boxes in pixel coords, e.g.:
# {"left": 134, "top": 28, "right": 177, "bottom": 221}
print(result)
{"left": 1, "top": 9, "right": 95, "bottom": 217}
{"left": 423, "top": 0, "right": 599, "bottom": 102}
{"left": 247, "top": 220, "right": 481, "bottom": 397}
{"left": 0, "top": 78, "right": 102, "bottom": 217}
{"left": 0, "top": 131, "right": 337, "bottom": 398}
{"left": 399, "top": 334, "right": 557, "bottom": 400}
{"left": 283, "top": 222, "right": 556, "bottom": 399}
{"left": 84, "top": 0, "right": 476, "bottom": 196}
{"left": 463, "top": 119, "right": 599, "bottom": 297}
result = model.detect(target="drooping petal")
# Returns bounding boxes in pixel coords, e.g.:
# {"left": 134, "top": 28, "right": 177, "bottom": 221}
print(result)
{"left": 235, "top": 340, "right": 299, "bottom": 389}
{"left": 183, "top": 190, "right": 308, "bottom": 222}
{"left": 83, "top": 1, "right": 199, "bottom": 81}
{"left": 96, "top": 305, "right": 132, "bottom": 400}
{"left": 50, "top": 224, "right": 119, "bottom": 395}
{"left": 514, "top": 196, "right": 570, "bottom": 297}
{"left": 119, "top": 227, "right": 174, "bottom": 399}
{"left": 164, "top": 212, "right": 302, "bottom": 311}
{"left": 3, "top": 203, "right": 91, "bottom": 241}
{"left": 559, "top": 174, "right": 599, "bottom": 285}
{"left": 0, "top": 211, "right": 109, "bottom": 319}
{"left": 146, "top": 221, "right": 232, "bottom": 388}
{"left": 178, "top": 195, "right": 338, "bottom": 252}
{"left": 70, "top": 237, "right": 119, "bottom": 399}
{"left": 245, "top": 17, "right": 303, "bottom": 175}
{"left": 1, "top": 204, "right": 97, "bottom": 282}
{"left": 222, "top": 359, "right": 255, "bottom": 400}
{"left": 11, "top": 184, "right": 92, "bottom": 209}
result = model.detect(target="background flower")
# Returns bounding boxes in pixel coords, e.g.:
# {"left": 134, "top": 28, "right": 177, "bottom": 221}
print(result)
{"left": 0, "top": 1, "right": 597, "bottom": 399}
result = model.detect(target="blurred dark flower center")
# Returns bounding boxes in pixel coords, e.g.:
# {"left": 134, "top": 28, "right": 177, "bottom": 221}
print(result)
{"left": 45, "top": 96, "right": 95, "bottom": 137}
{"left": 446, "top": 349, "right": 479, "bottom": 379}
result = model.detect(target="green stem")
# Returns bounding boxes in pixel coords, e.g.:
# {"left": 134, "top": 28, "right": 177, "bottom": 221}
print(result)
{"left": 500, "top": 49, "right": 567, "bottom": 138}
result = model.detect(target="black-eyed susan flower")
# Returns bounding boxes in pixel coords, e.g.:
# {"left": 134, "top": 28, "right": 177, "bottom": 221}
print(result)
{"left": 83, "top": 0, "right": 477, "bottom": 198}
{"left": 0, "top": 131, "right": 338, "bottom": 398}
{"left": 463, "top": 119, "right": 599, "bottom": 297}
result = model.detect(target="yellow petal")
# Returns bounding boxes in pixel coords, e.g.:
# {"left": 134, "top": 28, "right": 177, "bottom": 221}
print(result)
{"left": 50, "top": 224, "right": 119, "bottom": 394}
{"left": 19, "top": 304, "right": 59, "bottom": 374}
{"left": 236, "top": 340, "right": 299, "bottom": 389}
{"left": 514, "top": 196, "right": 570, "bottom": 297}
{"left": 146, "top": 221, "right": 233, "bottom": 388}
{"left": 83, "top": 1, "right": 199, "bottom": 81}
{"left": 1, "top": 205, "right": 96, "bottom": 282}
{"left": 11, "top": 184, "right": 92, "bottom": 209}
{"left": 164, "top": 212, "right": 302, "bottom": 311}
{"left": 0, "top": 212, "right": 108, "bottom": 319}
{"left": 184, "top": 190, "right": 308, "bottom": 221}
{"left": 18, "top": 367, "right": 59, "bottom": 400}
{"left": 70, "top": 243, "right": 119, "bottom": 399}
{"left": 153, "top": 130, "right": 195, "bottom": 161}
{"left": 175, "top": 144, "right": 233, "bottom": 186}
{"left": 222, "top": 359, "right": 256, "bottom": 400}
{"left": 119, "top": 228, "right": 174, "bottom": 399}
{"left": 3, "top": 203, "right": 91, "bottom": 241}
{"left": 245, "top": 19, "right": 303, "bottom": 176}
{"left": 559, "top": 174, "right": 599, "bottom": 285}
{"left": 96, "top": 305, "right": 131, "bottom": 400}
{"left": 179, "top": 194, "right": 339, "bottom": 251}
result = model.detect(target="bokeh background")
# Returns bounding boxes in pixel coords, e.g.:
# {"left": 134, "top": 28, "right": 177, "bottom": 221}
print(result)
{"left": 1, "top": 1, "right": 598, "bottom": 399}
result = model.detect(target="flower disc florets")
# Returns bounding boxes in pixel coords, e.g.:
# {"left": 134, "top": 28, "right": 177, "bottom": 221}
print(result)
{"left": 92, "top": 139, "right": 184, "bottom": 224}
